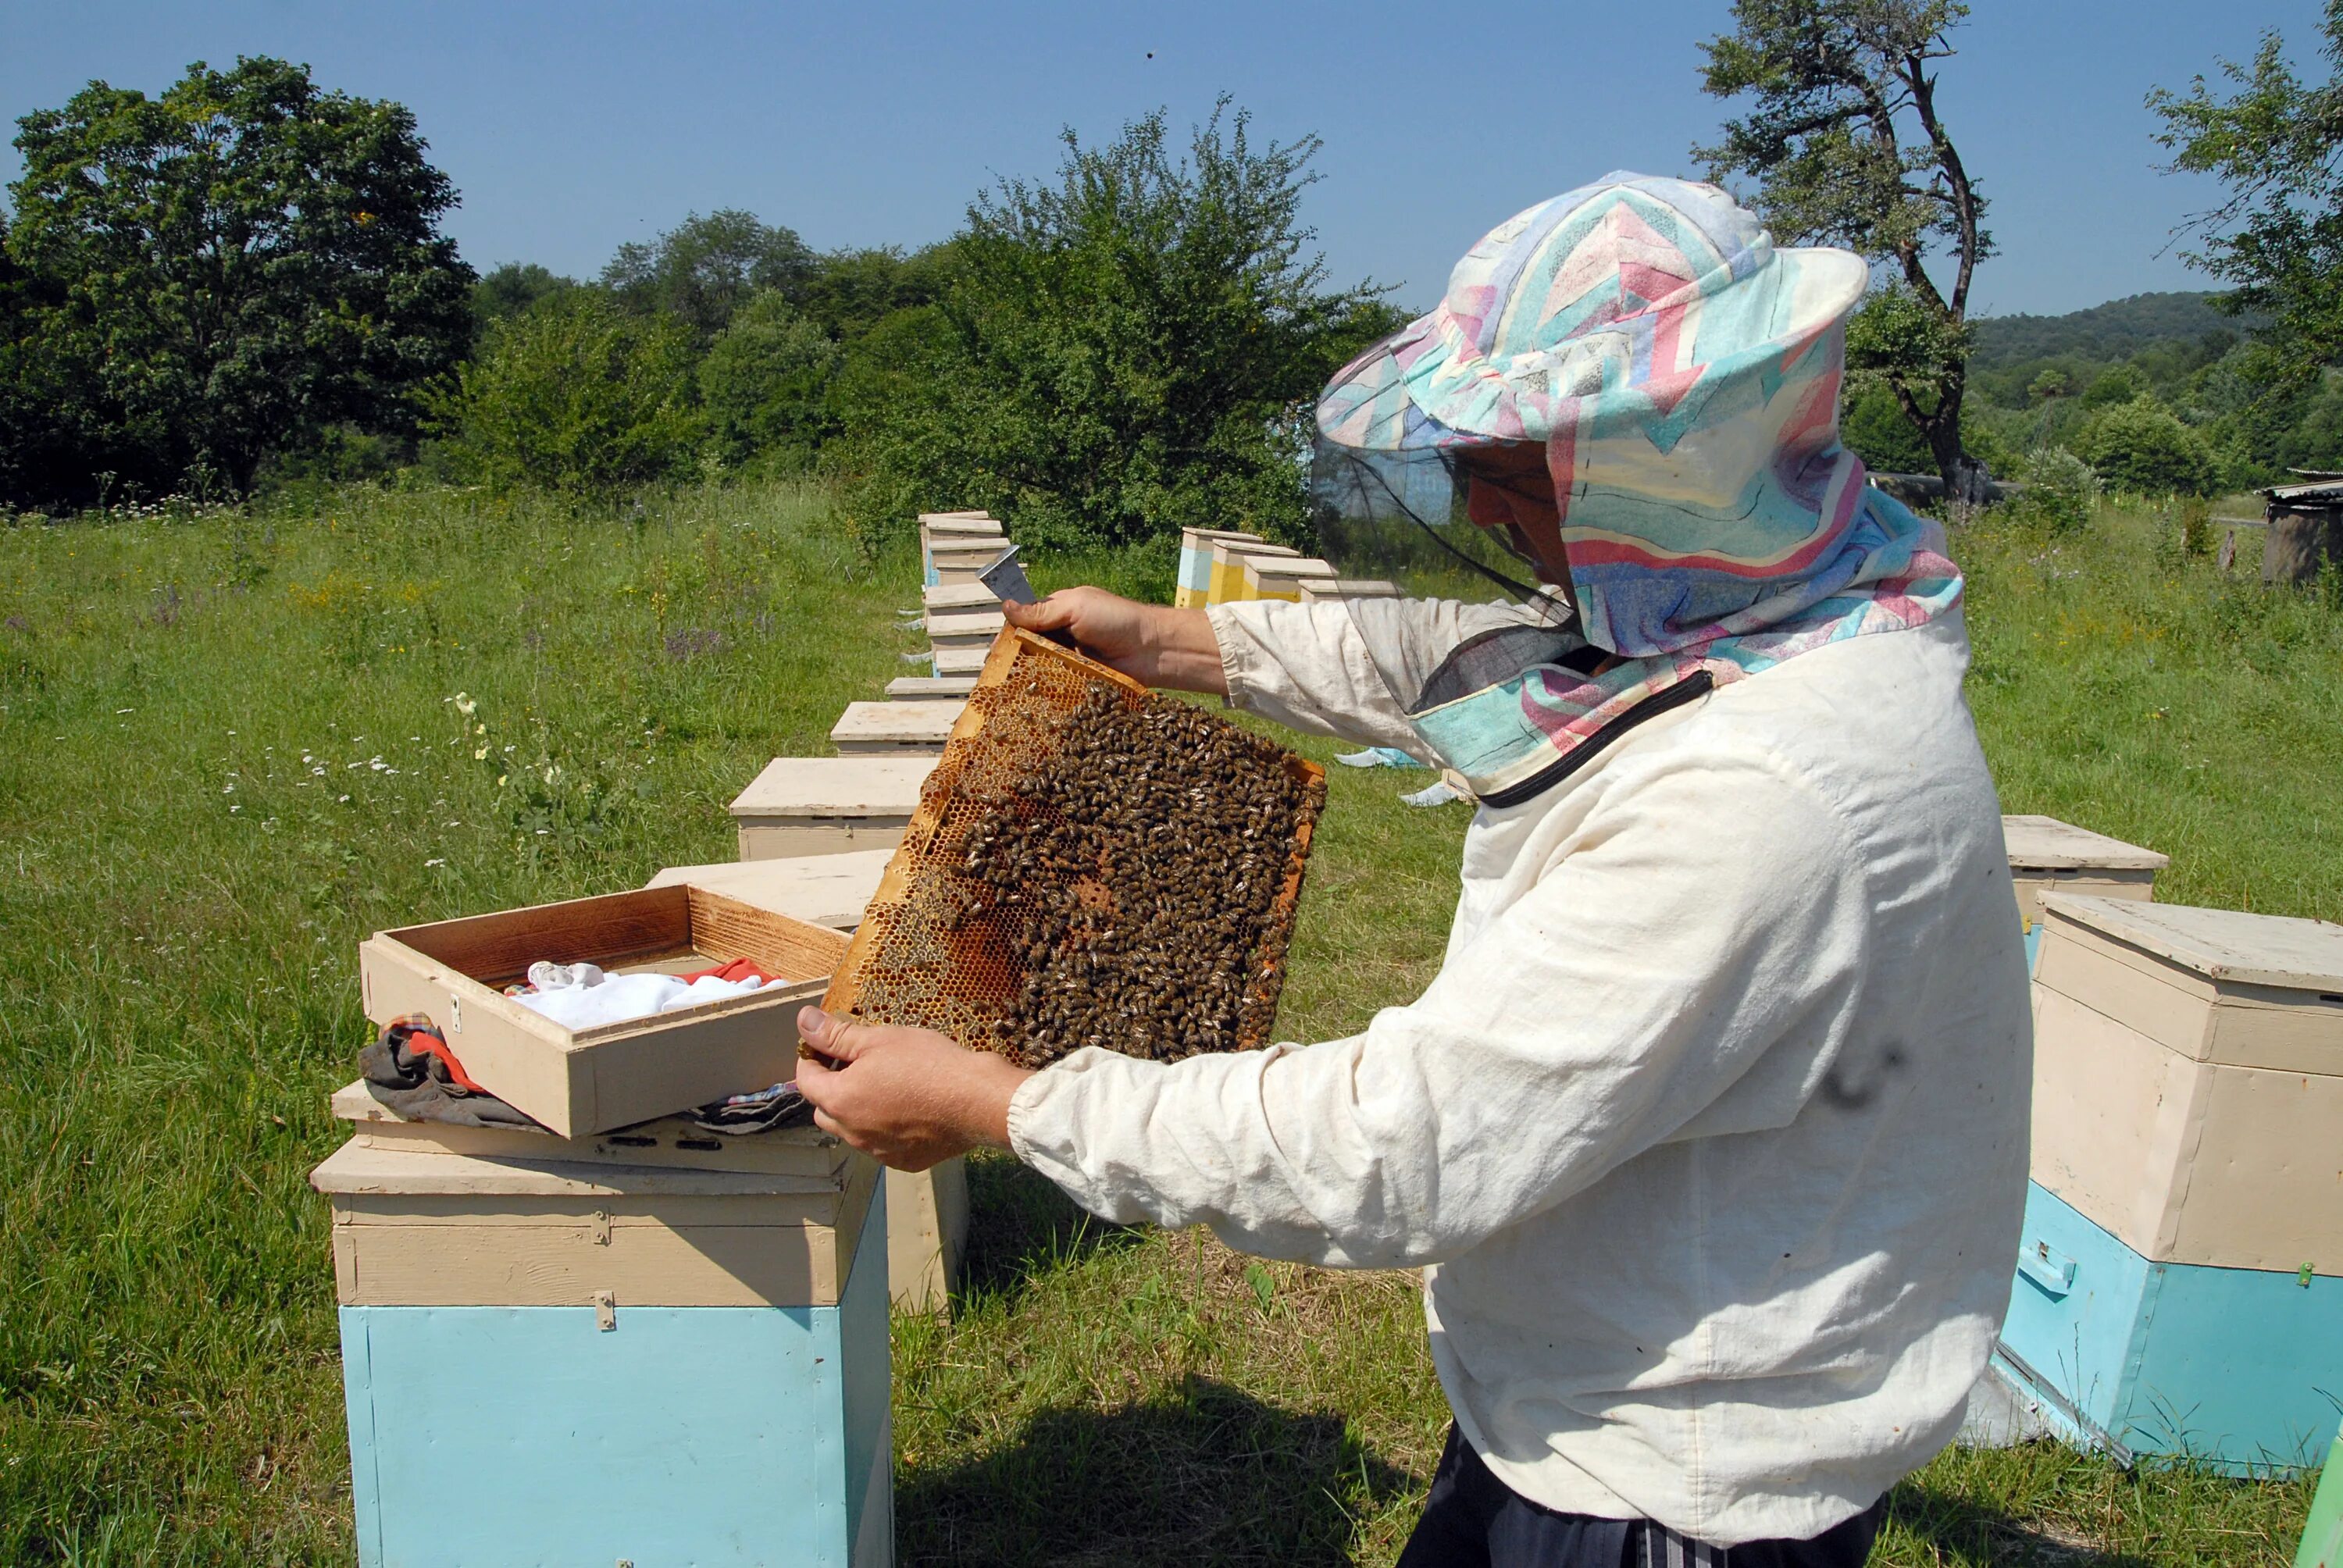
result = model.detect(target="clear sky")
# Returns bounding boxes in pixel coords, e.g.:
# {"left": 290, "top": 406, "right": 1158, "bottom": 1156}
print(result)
{"left": 2, "top": 1, "right": 2330, "bottom": 319}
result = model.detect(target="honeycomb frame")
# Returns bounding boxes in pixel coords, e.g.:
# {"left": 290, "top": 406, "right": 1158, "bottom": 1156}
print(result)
{"left": 818, "top": 628, "right": 1326, "bottom": 1059}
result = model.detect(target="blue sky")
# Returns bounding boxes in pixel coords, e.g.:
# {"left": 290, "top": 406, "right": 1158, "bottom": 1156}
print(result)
{"left": 2, "top": 2, "right": 2330, "bottom": 318}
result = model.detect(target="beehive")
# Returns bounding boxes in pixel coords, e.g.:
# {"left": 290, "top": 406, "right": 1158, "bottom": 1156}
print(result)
{"left": 928, "top": 540, "right": 1005, "bottom": 587}
{"left": 932, "top": 645, "right": 987, "bottom": 677}
{"left": 927, "top": 607, "right": 1008, "bottom": 650}
{"left": 919, "top": 514, "right": 1001, "bottom": 586}
{"left": 314, "top": 1117, "right": 891, "bottom": 1566}
{"left": 1996, "top": 892, "right": 2343, "bottom": 1471}
{"left": 1207, "top": 536, "right": 1300, "bottom": 605}
{"left": 1175, "top": 527, "right": 1267, "bottom": 608}
{"left": 647, "top": 851, "right": 893, "bottom": 932}
{"left": 2002, "top": 814, "right": 2166, "bottom": 943}
{"left": 888, "top": 674, "right": 979, "bottom": 700}
{"left": 923, "top": 581, "right": 1000, "bottom": 614}
{"left": 730, "top": 754, "right": 936, "bottom": 859}
{"left": 822, "top": 629, "right": 1325, "bottom": 1067}
{"left": 1243, "top": 556, "right": 1339, "bottom": 602}
{"left": 358, "top": 886, "right": 850, "bottom": 1137}
{"left": 831, "top": 699, "right": 965, "bottom": 755}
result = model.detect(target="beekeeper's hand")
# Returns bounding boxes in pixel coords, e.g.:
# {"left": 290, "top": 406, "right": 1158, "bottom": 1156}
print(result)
{"left": 1002, "top": 587, "right": 1227, "bottom": 695}
{"left": 794, "top": 1007, "right": 1032, "bottom": 1171}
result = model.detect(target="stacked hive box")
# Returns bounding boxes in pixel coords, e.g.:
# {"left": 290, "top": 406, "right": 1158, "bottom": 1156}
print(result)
{"left": 1243, "top": 555, "right": 1339, "bottom": 602}
{"left": 729, "top": 755, "right": 937, "bottom": 860}
{"left": 2002, "top": 814, "right": 2167, "bottom": 968}
{"left": 1206, "top": 536, "right": 1299, "bottom": 604}
{"left": 1175, "top": 527, "right": 1268, "bottom": 608}
{"left": 1999, "top": 893, "right": 2343, "bottom": 1470}
{"left": 918, "top": 511, "right": 1000, "bottom": 587}
{"left": 321, "top": 885, "right": 893, "bottom": 1564}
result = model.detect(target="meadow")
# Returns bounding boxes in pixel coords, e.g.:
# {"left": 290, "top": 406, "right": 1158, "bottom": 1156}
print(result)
{"left": 0, "top": 483, "right": 2334, "bottom": 1564}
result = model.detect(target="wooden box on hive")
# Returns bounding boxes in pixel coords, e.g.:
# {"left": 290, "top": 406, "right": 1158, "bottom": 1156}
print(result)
{"left": 922, "top": 581, "right": 1000, "bottom": 615}
{"left": 927, "top": 540, "right": 1004, "bottom": 587}
{"left": 314, "top": 1096, "right": 892, "bottom": 1567}
{"left": 1175, "top": 527, "right": 1265, "bottom": 608}
{"left": 1997, "top": 893, "right": 2343, "bottom": 1470}
{"left": 2002, "top": 814, "right": 2166, "bottom": 964}
{"left": 918, "top": 514, "right": 1000, "bottom": 586}
{"left": 729, "top": 755, "right": 937, "bottom": 860}
{"left": 926, "top": 608, "right": 1007, "bottom": 651}
{"left": 1242, "top": 556, "right": 1339, "bottom": 602}
{"left": 358, "top": 886, "right": 848, "bottom": 1138}
{"left": 831, "top": 700, "right": 965, "bottom": 756}
{"left": 1207, "top": 536, "right": 1299, "bottom": 605}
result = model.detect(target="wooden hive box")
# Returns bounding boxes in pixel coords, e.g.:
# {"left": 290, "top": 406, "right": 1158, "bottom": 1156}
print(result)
{"left": 313, "top": 1135, "right": 891, "bottom": 1566}
{"left": 1997, "top": 893, "right": 2343, "bottom": 1471}
{"left": 729, "top": 754, "right": 936, "bottom": 860}
{"left": 889, "top": 674, "right": 978, "bottom": 700}
{"left": 1175, "top": 527, "right": 1265, "bottom": 608}
{"left": 1297, "top": 577, "right": 1402, "bottom": 603}
{"left": 1243, "top": 555, "right": 1339, "bottom": 602}
{"left": 2002, "top": 814, "right": 2166, "bottom": 957}
{"left": 1207, "top": 536, "right": 1300, "bottom": 605}
{"left": 928, "top": 540, "right": 1004, "bottom": 587}
{"left": 919, "top": 515, "right": 1001, "bottom": 585}
{"left": 927, "top": 607, "right": 1007, "bottom": 651}
{"left": 358, "top": 886, "right": 848, "bottom": 1138}
{"left": 932, "top": 644, "right": 987, "bottom": 677}
{"left": 831, "top": 699, "right": 965, "bottom": 756}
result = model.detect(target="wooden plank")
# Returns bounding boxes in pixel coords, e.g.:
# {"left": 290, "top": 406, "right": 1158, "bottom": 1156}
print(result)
{"left": 684, "top": 887, "right": 853, "bottom": 980}
{"left": 737, "top": 820, "right": 911, "bottom": 859}
{"left": 927, "top": 609, "right": 1006, "bottom": 640}
{"left": 729, "top": 755, "right": 935, "bottom": 818}
{"left": 1297, "top": 578, "right": 1401, "bottom": 601}
{"left": 2010, "top": 868, "right": 2156, "bottom": 933}
{"left": 311, "top": 1139, "right": 851, "bottom": 1200}
{"left": 2041, "top": 893, "right": 2343, "bottom": 991}
{"left": 379, "top": 885, "right": 694, "bottom": 990}
{"left": 922, "top": 582, "right": 1000, "bottom": 612}
{"left": 932, "top": 646, "right": 986, "bottom": 676}
{"left": 886, "top": 1158, "right": 968, "bottom": 1313}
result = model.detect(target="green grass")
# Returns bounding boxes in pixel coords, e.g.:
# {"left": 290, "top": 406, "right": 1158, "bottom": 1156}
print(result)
{"left": 0, "top": 484, "right": 2327, "bottom": 1564}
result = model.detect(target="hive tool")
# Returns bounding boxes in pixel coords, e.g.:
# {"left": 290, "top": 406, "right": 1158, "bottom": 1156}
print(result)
{"left": 978, "top": 543, "right": 1076, "bottom": 648}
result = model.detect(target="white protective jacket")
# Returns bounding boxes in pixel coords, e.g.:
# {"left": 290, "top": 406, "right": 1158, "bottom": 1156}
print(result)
{"left": 1007, "top": 598, "right": 2031, "bottom": 1545}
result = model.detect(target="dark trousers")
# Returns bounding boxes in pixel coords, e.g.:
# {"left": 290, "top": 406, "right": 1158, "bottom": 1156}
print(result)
{"left": 1396, "top": 1425, "right": 1887, "bottom": 1568}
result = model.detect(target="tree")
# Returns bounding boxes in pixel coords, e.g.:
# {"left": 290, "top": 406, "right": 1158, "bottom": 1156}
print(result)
{"left": 473, "top": 262, "right": 576, "bottom": 330}
{"left": 1696, "top": 0, "right": 1994, "bottom": 507}
{"left": 2151, "top": 5, "right": 2343, "bottom": 391}
{"left": 443, "top": 291, "right": 702, "bottom": 494}
{"left": 602, "top": 210, "right": 814, "bottom": 340}
{"left": 833, "top": 102, "right": 1399, "bottom": 548}
{"left": 5, "top": 56, "right": 473, "bottom": 497}
{"left": 2074, "top": 397, "right": 2220, "bottom": 496}
{"left": 699, "top": 290, "right": 840, "bottom": 471}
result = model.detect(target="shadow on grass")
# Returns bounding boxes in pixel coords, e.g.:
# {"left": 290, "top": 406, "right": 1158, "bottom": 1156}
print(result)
{"left": 957, "top": 1148, "right": 1148, "bottom": 1303}
{"left": 1887, "top": 1481, "right": 2153, "bottom": 1566}
{"left": 897, "top": 1374, "right": 1418, "bottom": 1566}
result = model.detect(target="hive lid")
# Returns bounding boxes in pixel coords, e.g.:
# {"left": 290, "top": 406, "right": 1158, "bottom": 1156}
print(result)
{"left": 646, "top": 851, "right": 893, "bottom": 931}
{"left": 308, "top": 1139, "right": 847, "bottom": 1199}
{"left": 923, "top": 582, "right": 1001, "bottom": 612}
{"left": 2042, "top": 893, "right": 2343, "bottom": 989}
{"left": 830, "top": 700, "right": 965, "bottom": 745}
{"left": 729, "top": 756, "right": 936, "bottom": 818}
{"left": 2002, "top": 814, "right": 2169, "bottom": 871}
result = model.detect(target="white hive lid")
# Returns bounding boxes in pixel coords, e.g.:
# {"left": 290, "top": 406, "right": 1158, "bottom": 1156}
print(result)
{"left": 2001, "top": 814, "right": 2169, "bottom": 871}
{"left": 829, "top": 700, "right": 964, "bottom": 744}
{"left": 2042, "top": 893, "right": 2343, "bottom": 990}
{"left": 923, "top": 583, "right": 1000, "bottom": 611}
{"left": 729, "top": 755, "right": 936, "bottom": 818}
{"left": 647, "top": 850, "right": 894, "bottom": 931}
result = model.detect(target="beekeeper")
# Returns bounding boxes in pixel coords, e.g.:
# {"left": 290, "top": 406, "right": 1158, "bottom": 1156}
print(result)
{"left": 797, "top": 173, "right": 2030, "bottom": 1568}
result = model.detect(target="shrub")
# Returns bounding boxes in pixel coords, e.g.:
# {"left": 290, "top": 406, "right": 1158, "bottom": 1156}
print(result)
{"left": 699, "top": 291, "right": 840, "bottom": 473}
{"left": 2073, "top": 397, "right": 2219, "bottom": 497}
{"left": 443, "top": 292, "right": 703, "bottom": 494}
{"left": 832, "top": 101, "right": 1399, "bottom": 551}
{"left": 2011, "top": 445, "right": 2102, "bottom": 533}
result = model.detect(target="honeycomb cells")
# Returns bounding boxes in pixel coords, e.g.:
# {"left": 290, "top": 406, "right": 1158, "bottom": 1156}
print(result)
{"left": 836, "top": 638, "right": 1326, "bottom": 1068}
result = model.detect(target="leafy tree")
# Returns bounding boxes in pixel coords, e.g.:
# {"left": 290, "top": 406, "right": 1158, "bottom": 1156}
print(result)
{"left": 1697, "top": 0, "right": 1995, "bottom": 505}
{"left": 1841, "top": 381, "right": 1934, "bottom": 471}
{"left": 2027, "top": 366, "right": 2074, "bottom": 401}
{"left": 603, "top": 210, "right": 814, "bottom": 340}
{"left": 2012, "top": 445, "right": 2102, "bottom": 533}
{"left": 2074, "top": 397, "right": 2220, "bottom": 496}
{"left": 2081, "top": 364, "right": 2149, "bottom": 408}
{"left": 442, "top": 290, "right": 702, "bottom": 493}
{"left": 5, "top": 56, "right": 473, "bottom": 497}
{"left": 2151, "top": 5, "right": 2343, "bottom": 389}
{"left": 797, "top": 243, "right": 961, "bottom": 344}
{"left": 833, "top": 102, "right": 1399, "bottom": 549}
{"left": 699, "top": 290, "right": 840, "bottom": 472}
{"left": 473, "top": 262, "right": 576, "bottom": 330}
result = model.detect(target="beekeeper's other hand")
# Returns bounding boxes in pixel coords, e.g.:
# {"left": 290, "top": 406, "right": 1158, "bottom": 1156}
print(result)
{"left": 1003, "top": 587, "right": 1227, "bottom": 695}
{"left": 794, "top": 1007, "right": 1032, "bottom": 1171}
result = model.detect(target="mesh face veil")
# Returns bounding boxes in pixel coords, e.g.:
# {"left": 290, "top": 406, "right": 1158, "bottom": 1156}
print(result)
{"left": 1295, "top": 173, "right": 1964, "bottom": 805}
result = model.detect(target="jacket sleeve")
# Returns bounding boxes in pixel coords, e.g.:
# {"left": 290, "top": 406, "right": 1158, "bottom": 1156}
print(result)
{"left": 1207, "top": 597, "right": 1543, "bottom": 756}
{"left": 1005, "top": 747, "right": 1873, "bottom": 1268}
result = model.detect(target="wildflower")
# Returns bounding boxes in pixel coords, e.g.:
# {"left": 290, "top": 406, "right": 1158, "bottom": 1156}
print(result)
{"left": 473, "top": 746, "right": 488, "bottom": 760}
{"left": 230, "top": 804, "right": 242, "bottom": 814}
{"left": 497, "top": 775, "right": 508, "bottom": 788}
{"left": 425, "top": 857, "right": 446, "bottom": 868}
{"left": 453, "top": 693, "right": 476, "bottom": 717}
{"left": 338, "top": 794, "right": 351, "bottom": 803}
{"left": 475, "top": 723, "right": 486, "bottom": 736}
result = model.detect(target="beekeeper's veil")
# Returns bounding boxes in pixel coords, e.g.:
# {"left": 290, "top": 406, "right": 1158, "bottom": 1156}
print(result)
{"left": 1309, "top": 173, "right": 1967, "bottom": 806}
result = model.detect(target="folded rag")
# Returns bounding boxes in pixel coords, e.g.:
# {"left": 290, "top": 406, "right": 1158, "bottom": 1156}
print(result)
{"left": 359, "top": 1015, "right": 540, "bottom": 1128}
{"left": 687, "top": 1081, "right": 812, "bottom": 1135}
{"left": 507, "top": 956, "right": 783, "bottom": 1032}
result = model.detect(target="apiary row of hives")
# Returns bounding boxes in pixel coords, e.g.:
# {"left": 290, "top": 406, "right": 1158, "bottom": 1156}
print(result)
{"left": 1172, "top": 525, "right": 1399, "bottom": 609}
